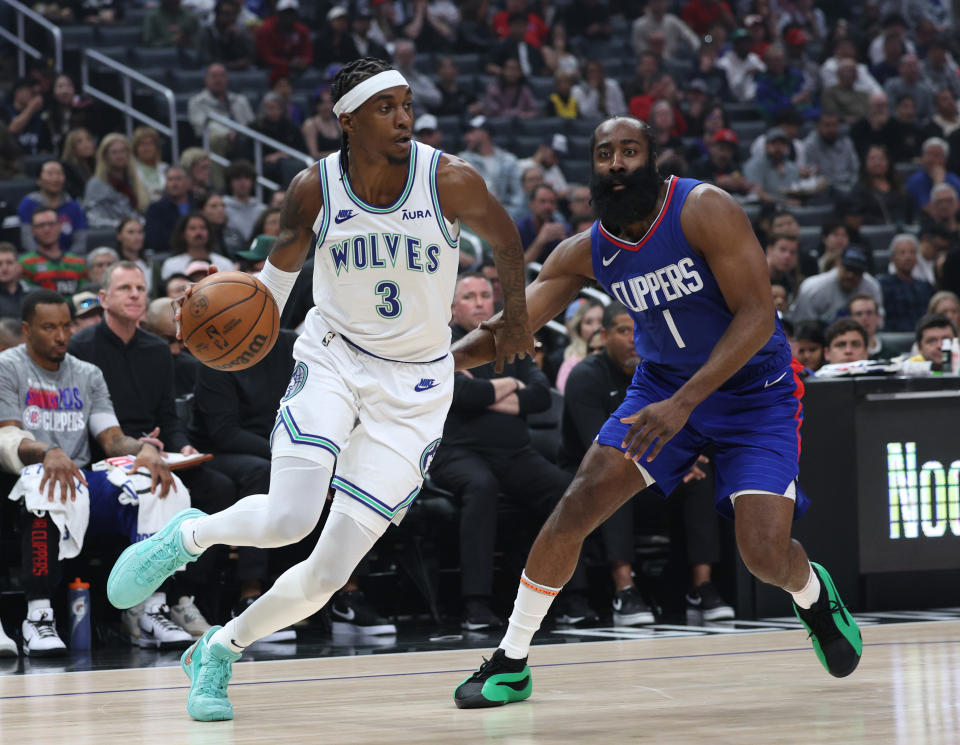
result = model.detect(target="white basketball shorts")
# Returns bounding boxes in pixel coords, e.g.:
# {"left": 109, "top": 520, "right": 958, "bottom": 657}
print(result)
{"left": 270, "top": 325, "right": 452, "bottom": 533}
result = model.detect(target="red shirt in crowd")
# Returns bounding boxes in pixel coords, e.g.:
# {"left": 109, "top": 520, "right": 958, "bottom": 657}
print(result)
{"left": 254, "top": 15, "right": 313, "bottom": 76}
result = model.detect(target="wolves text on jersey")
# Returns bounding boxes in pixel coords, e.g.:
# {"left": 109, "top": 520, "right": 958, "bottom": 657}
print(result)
{"left": 609, "top": 256, "right": 704, "bottom": 312}
{"left": 328, "top": 233, "right": 442, "bottom": 277}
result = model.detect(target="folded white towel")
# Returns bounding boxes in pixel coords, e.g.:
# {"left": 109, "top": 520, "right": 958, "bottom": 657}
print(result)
{"left": 8, "top": 464, "right": 90, "bottom": 560}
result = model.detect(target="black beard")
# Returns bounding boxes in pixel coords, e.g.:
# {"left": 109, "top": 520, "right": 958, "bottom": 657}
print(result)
{"left": 590, "top": 161, "right": 662, "bottom": 233}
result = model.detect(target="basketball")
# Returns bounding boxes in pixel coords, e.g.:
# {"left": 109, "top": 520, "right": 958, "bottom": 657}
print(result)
{"left": 181, "top": 271, "right": 279, "bottom": 371}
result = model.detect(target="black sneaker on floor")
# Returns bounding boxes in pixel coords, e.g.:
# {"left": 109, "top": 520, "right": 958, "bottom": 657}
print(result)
{"left": 612, "top": 586, "right": 654, "bottom": 626}
{"left": 461, "top": 599, "right": 503, "bottom": 631}
{"left": 454, "top": 649, "right": 532, "bottom": 709}
{"left": 553, "top": 592, "right": 599, "bottom": 627}
{"left": 331, "top": 590, "right": 396, "bottom": 635}
{"left": 232, "top": 596, "right": 296, "bottom": 643}
{"left": 793, "top": 562, "right": 862, "bottom": 678}
{"left": 686, "top": 581, "right": 735, "bottom": 621}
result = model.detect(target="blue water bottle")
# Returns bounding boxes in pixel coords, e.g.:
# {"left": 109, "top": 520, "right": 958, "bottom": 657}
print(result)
{"left": 68, "top": 577, "right": 91, "bottom": 650}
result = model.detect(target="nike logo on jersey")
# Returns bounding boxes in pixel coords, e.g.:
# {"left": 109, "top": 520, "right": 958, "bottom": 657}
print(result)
{"left": 415, "top": 378, "right": 439, "bottom": 392}
{"left": 764, "top": 370, "right": 789, "bottom": 388}
{"left": 602, "top": 250, "right": 621, "bottom": 266}
{"left": 332, "top": 606, "right": 356, "bottom": 621}
{"left": 334, "top": 209, "right": 357, "bottom": 224}
{"left": 610, "top": 257, "right": 705, "bottom": 313}
{"left": 496, "top": 675, "right": 530, "bottom": 692}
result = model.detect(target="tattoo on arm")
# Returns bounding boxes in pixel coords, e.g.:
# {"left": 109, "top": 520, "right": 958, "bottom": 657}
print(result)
{"left": 491, "top": 236, "right": 527, "bottom": 313}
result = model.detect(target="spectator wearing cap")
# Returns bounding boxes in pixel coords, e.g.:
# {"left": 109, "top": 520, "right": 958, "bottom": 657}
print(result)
{"left": 923, "top": 36, "right": 960, "bottom": 100}
{"left": 457, "top": 116, "right": 522, "bottom": 210}
{"left": 223, "top": 160, "right": 267, "bottom": 242}
{"left": 236, "top": 234, "right": 275, "bottom": 273}
{"left": 69, "top": 290, "right": 103, "bottom": 331}
{"left": 187, "top": 63, "right": 255, "bottom": 160}
{"left": 160, "top": 213, "right": 235, "bottom": 280}
{"left": 678, "top": 79, "right": 712, "bottom": 140}
{"left": 715, "top": 28, "right": 766, "bottom": 103}
{"left": 17, "top": 160, "right": 87, "bottom": 256}
{"left": 791, "top": 245, "right": 883, "bottom": 324}
{"left": 0, "top": 242, "right": 28, "bottom": 319}
{"left": 185, "top": 260, "right": 213, "bottom": 282}
{"left": 143, "top": 0, "right": 200, "bottom": 48}
{"left": 744, "top": 14, "right": 769, "bottom": 58}
{"left": 744, "top": 127, "right": 801, "bottom": 204}
{"left": 821, "top": 58, "right": 869, "bottom": 125}
{"left": 755, "top": 43, "right": 816, "bottom": 122}
{"left": 749, "top": 108, "right": 808, "bottom": 168}
{"left": 434, "top": 56, "right": 483, "bottom": 118}
{"left": 777, "top": 3, "right": 827, "bottom": 40}
{"left": 803, "top": 111, "right": 860, "bottom": 194}
{"left": 878, "top": 233, "right": 936, "bottom": 332}
{"left": 413, "top": 114, "right": 443, "bottom": 149}
{"left": 144, "top": 166, "right": 193, "bottom": 254}
{"left": 868, "top": 14, "right": 916, "bottom": 68}
{"left": 314, "top": 6, "right": 361, "bottom": 69}
{"left": 254, "top": 0, "right": 312, "bottom": 78}
{"left": 631, "top": 0, "right": 700, "bottom": 59}
{"left": 83, "top": 246, "right": 119, "bottom": 290}
{"left": 518, "top": 135, "right": 570, "bottom": 199}
{"left": 905, "top": 137, "right": 960, "bottom": 210}
{"left": 392, "top": 39, "right": 442, "bottom": 113}
{"left": 688, "top": 129, "right": 750, "bottom": 195}
{"left": 573, "top": 60, "right": 627, "bottom": 121}
{"left": 680, "top": 0, "right": 735, "bottom": 37}
{"left": 197, "top": 0, "right": 255, "bottom": 70}
{"left": 487, "top": 11, "right": 546, "bottom": 78}
{"left": 483, "top": 58, "right": 539, "bottom": 119}
{"left": 783, "top": 26, "right": 822, "bottom": 95}
{"left": 885, "top": 55, "right": 935, "bottom": 123}
{"left": 516, "top": 184, "right": 570, "bottom": 265}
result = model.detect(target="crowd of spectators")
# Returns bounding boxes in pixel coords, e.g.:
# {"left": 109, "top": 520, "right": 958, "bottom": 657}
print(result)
{"left": 3, "top": 0, "right": 960, "bottom": 651}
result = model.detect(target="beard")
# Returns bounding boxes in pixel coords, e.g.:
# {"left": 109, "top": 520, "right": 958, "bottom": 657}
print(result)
{"left": 590, "top": 161, "right": 663, "bottom": 233}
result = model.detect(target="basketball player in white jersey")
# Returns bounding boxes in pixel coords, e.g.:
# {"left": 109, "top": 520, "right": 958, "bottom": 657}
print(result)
{"left": 107, "top": 57, "right": 533, "bottom": 722}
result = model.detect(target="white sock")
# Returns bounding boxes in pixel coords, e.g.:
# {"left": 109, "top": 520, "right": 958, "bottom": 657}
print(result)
{"left": 27, "top": 599, "right": 51, "bottom": 615}
{"left": 210, "top": 620, "right": 245, "bottom": 654}
{"left": 790, "top": 563, "right": 821, "bottom": 609}
{"left": 180, "top": 518, "right": 205, "bottom": 556}
{"left": 500, "top": 571, "right": 562, "bottom": 660}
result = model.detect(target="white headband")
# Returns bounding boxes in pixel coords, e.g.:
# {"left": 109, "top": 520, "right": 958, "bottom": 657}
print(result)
{"left": 332, "top": 70, "right": 409, "bottom": 117}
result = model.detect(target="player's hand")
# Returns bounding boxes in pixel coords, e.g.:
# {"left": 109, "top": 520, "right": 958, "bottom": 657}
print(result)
{"left": 479, "top": 312, "right": 536, "bottom": 373}
{"left": 682, "top": 454, "right": 710, "bottom": 483}
{"left": 174, "top": 266, "right": 219, "bottom": 339}
{"left": 620, "top": 397, "right": 694, "bottom": 463}
{"left": 133, "top": 443, "right": 175, "bottom": 499}
{"left": 39, "top": 448, "right": 87, "bottom": 503}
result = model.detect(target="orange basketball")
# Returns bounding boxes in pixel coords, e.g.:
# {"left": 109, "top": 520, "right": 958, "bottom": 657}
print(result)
{"left": 181, "top": 271, "right": 279, "bottom": 371}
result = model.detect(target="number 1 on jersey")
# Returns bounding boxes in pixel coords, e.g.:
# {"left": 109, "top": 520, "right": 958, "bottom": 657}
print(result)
{"left": 375, "top": 280, "right": 402, "bottom": 319}
{"left": 662, "top": 309, "right": 686, "bottom": 348}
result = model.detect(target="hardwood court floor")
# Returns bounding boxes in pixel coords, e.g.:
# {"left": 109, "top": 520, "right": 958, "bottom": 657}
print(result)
{"left": 2, "top": 621, "right": 960, "bottom": 745}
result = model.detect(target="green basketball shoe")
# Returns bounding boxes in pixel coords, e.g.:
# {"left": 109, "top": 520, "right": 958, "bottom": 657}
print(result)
{"left": 107, "top": 508, "right": 207, "bottom": 610}
{"left": 182, "top": 626, "right": 241, "bottom": 721}
{"left": 454, "top": 649, "right": 532, "bottom": 709}
{"left": 793, "top": 562, "right": 862, "bottom": 678}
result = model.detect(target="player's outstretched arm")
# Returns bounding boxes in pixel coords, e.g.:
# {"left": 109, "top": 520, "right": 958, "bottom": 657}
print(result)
{"left": 438, "top": 155, "right": 534, "bottom": 372}
{"left": 452, "top": 230, "right": 594, "bottom": 370}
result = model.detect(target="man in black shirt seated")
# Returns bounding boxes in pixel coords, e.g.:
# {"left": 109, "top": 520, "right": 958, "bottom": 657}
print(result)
{"left": 560, "top": 302, "right": 734, "bottom": 624}
{"left": 430, "top": 272, "right": 594, "bottom": 631}
{"left": 68, "top": 261, "right": 238, "bottom": 639}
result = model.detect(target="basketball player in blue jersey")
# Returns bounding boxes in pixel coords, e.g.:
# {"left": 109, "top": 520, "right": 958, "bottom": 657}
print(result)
{"left": 106, "top": 58, "right": 534, "bottom": 722}
{"left": 453, "top": 116, "right": 862, "bottom": 709}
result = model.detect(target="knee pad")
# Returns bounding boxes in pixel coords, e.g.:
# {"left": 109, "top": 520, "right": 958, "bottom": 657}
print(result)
{"left": 264, "top": 458, "right": 332, "bottom": 545}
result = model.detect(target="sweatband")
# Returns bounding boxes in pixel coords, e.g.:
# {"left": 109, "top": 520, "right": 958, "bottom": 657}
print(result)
{"left": 0, "top": 425, "right": 34, "bottom": 474}
{"left": 258, "top": 257, "right": 300, "bottom": 317}
{"left": 332, "top": 70, "right": 409, "bottom": 116}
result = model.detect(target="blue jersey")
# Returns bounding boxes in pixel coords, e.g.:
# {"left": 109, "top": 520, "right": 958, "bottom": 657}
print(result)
{"left": 590, "top": 176, "right": 791, "bottom": 390}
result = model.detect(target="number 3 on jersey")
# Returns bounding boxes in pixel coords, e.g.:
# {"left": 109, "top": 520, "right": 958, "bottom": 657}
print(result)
{"left": 375, "top": 280, "right": 402, "bottom": 318}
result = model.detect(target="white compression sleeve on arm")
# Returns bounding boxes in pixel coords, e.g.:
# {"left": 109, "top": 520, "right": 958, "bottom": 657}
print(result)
{"left": 258, "top": 257, "right": 301, "bottom": 317}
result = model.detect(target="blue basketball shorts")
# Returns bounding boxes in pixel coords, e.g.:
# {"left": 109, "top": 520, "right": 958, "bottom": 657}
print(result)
{"left": 596, "top": 359, "right": 808, "bottom": 520}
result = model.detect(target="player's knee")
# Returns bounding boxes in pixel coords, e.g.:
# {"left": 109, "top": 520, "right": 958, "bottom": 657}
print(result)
{"left": 548, "top": 490, "right": 598, "bottom": 540}
{"left": 739, "top": 541, "right": 789, "bottom": 586}
{"left": 264, "top": 511, "right": 317, "bottom": 546}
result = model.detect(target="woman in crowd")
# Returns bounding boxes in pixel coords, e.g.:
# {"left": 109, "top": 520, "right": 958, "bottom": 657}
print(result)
{"left": 555, "top": 298, "right": 605, "bottom": 393}
{"left": 817, "top": 220, "right": 852, "bottom": 273}
{"left": 83, "top": 133, "right": 149, "bottom": 227}
{"left": 199, "top": 191, "right": 246, "bottom": 258}
{"left": 848, "top": 145, "right": 914, "bottom": 226}
{"left": 180, "top": 147, "right": 214, "bottom": 203}
{"left": 248, "top": 206, "right": 281, "bottom": 243}
{"left": 160, "top": 212, "right": 235, "bottom": 280}
{"left": 44, "top": 74, "right": 91, "bottom": 154}
{"left": 301, "top": 86, "right": 341, "bottom": 161}
{"left": 573, "top": 60, "right": 627, "bottom": 120}
{"left": 483, "top": 58, "right": 538, "bottom": 119}
{"left": 132, "top": 126, "right": 169, "bottom": 202}
{"left": 60, "top": 127, "right": 97, "bottom": 198}
{"left": 929, "top": 290, "right": 960, "bottom": 332}
{"left": 115, "top": 216, "right": 151, "bottom": 279}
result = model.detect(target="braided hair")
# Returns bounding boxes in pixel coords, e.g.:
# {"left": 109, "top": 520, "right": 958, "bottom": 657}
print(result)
{"left": 331, "top": 57, "right": 395, "bottom": 172}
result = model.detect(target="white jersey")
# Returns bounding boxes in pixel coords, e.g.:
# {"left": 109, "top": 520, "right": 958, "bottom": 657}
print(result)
{"left": 307, "top": 141, "right": 460, "bottom": 363}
